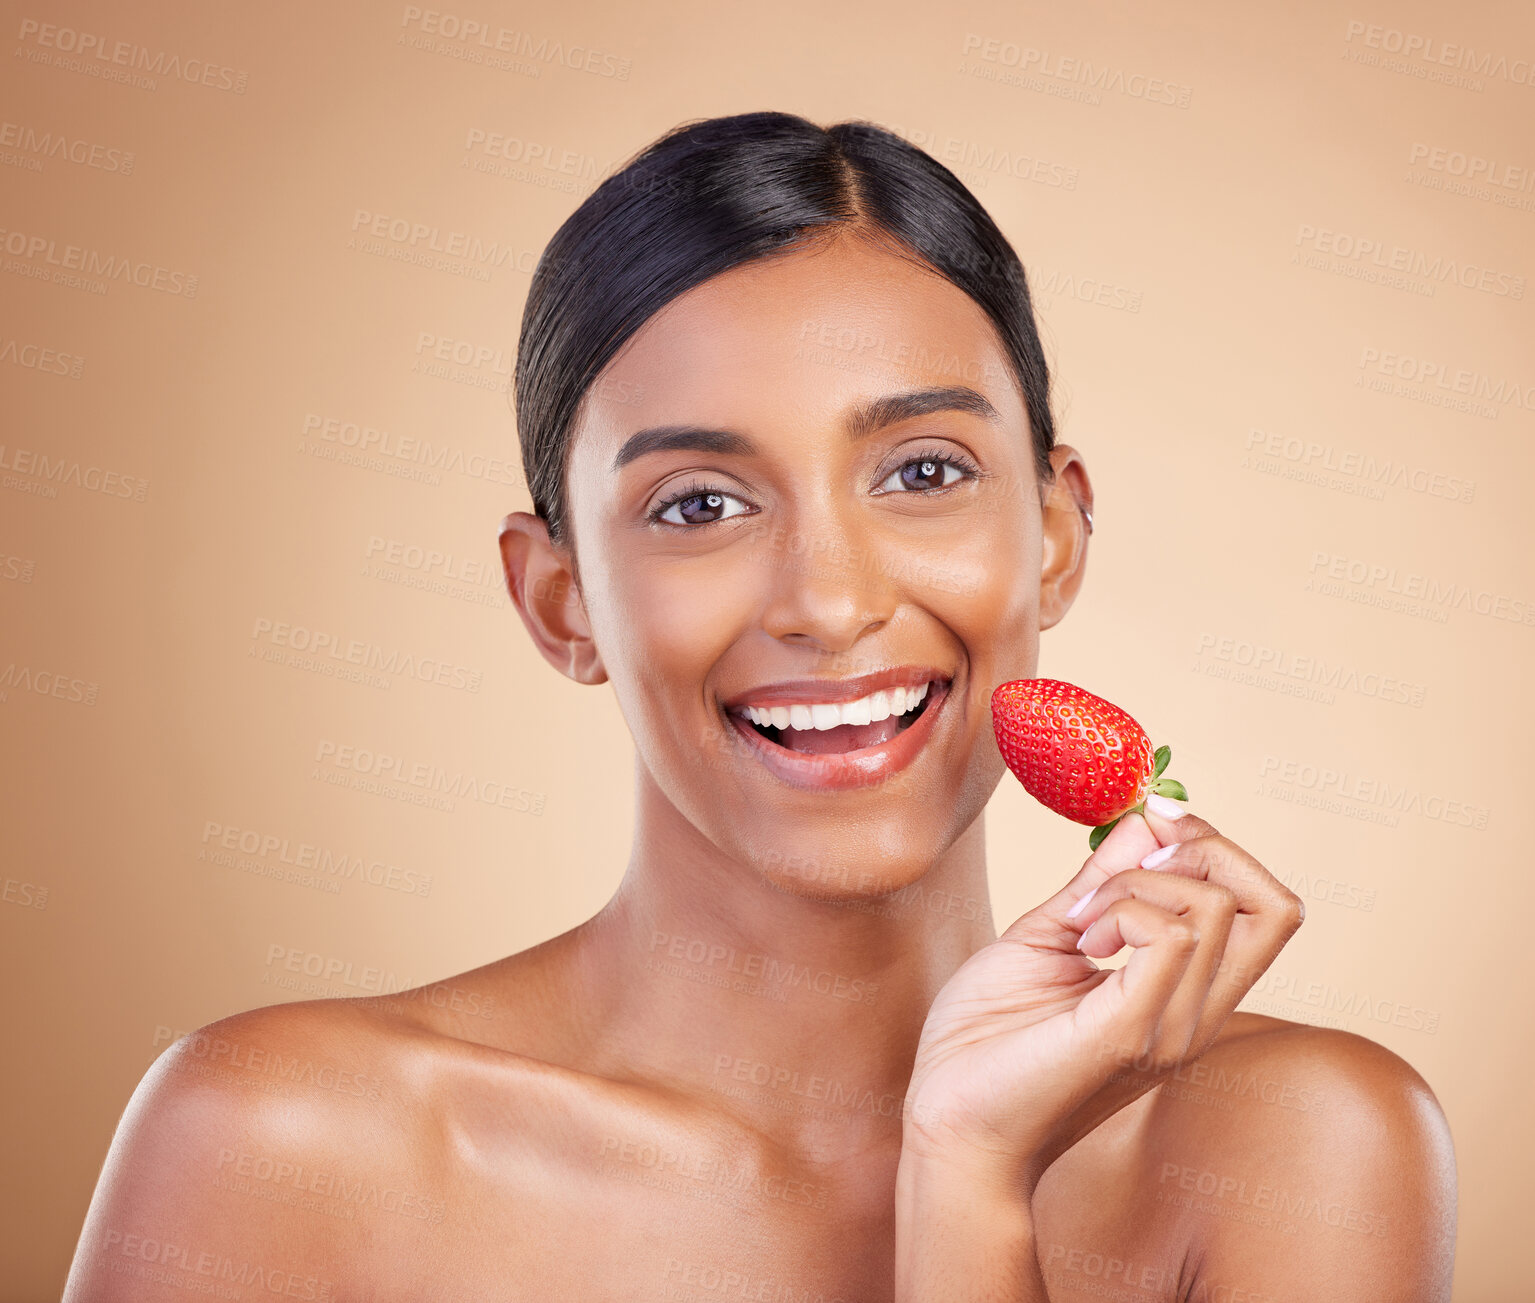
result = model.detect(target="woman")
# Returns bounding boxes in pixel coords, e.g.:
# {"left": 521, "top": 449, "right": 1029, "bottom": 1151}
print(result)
{"left": 64, "top": 111, "right": 1455, "bottom": 1301}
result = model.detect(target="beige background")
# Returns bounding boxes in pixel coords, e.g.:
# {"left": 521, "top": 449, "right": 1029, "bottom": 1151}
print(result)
{"left": 2, "top": 0, "right": 1531, "bottom": 1297}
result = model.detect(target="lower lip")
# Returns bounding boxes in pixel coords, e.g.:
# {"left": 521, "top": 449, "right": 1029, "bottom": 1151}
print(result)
{"left": 723, "top": 679, "right": 952, "bottom": 792}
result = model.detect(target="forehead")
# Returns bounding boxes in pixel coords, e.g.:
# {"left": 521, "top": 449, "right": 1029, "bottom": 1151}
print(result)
{"left": 571, "top": 234, "right": 1023, "bottom": 463}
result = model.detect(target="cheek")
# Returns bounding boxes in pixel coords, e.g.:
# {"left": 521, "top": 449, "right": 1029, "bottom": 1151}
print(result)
{"left": 929, "top": 511, "right": 1041, "bottom": 695}
{"left": 591, "top": 552, "right": 749, "bottom": 730}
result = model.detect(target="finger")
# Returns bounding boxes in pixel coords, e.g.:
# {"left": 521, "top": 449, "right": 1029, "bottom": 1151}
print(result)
{"left": 1139, "top": 794, "right": 1219, "bottom": 848}
{"left": 1029, "top": 811, "right": 1161, "bottom": 929}
{"left": 1077, "top": 874, "right": 1234, "bottom": 962}
{"left": 1071, "top": 864, "right": 1238, "bottom": 943}
{"left": 1040, "top": 805, "right": 1203, "bottom": 932}
{"left": 1135, "top": 828, "right": 1301, "bottom": 969}
{"left": 1073, "top": 897, "right": 1201, "bottom": 1066}
{"left": 1072, "top": 868, "right": 1239, "bottom": 1064}
{"left": 1141, "top": 800, "right": 1304, "bottom": 930}
{"left": 1054, "top": 800, "right": 1217, "bottom": 921}
{"left": 1112, "top": 832, "right": 1304, "bottom": 1053}
{"left": 1085, "top": 809, "right": 1164, "bottom": 876}
{"left": 1133, "top": 832, "right": 1304, "bottom": 953}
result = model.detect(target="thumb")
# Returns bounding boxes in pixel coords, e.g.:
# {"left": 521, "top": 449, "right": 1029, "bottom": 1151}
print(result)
{"left": 1002, "top": 811, "right": 1161, "bottom": 944}
{"left": 1138, "top": 793, "right": 1220, "bottom": 846}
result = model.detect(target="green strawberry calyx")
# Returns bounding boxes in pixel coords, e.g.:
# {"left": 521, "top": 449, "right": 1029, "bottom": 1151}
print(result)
{"left": 1086, "top": 744, "right": 1188, "bottom": 852}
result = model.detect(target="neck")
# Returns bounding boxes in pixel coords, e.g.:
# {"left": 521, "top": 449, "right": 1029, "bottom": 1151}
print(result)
{"left": 567, "top": 763, "right": 999, "bottom": 1163}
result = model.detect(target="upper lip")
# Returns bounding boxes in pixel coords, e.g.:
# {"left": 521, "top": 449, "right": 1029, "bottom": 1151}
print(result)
{"left": 720, "top": 666, "right": 952, "bottom": 712}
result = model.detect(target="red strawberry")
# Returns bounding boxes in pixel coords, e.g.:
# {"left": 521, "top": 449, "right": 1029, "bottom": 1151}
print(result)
{"left": 990, "top": 678, "right": 1187, "bottom": 850}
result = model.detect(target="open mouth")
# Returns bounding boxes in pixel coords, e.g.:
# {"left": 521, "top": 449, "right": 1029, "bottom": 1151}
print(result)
{"left": 730, "top": 678, "right": 949, "bottom": 756}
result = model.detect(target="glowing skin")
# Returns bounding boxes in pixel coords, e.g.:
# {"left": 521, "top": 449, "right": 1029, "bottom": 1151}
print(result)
{"left": 511, "top": 229, "right": 1090, "bottom": 914}
{"left": 61, "top": 230, "right": 1455, "bottom": 1303}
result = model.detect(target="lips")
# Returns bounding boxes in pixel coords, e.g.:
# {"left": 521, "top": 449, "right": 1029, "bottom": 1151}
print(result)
{"left": 738, "top": 681, "right": 932, "bottom": 753}
{"left": 721, "top": 675, "right": 953, "bottom": 792}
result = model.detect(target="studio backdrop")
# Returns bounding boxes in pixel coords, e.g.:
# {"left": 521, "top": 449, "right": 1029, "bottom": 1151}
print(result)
{"left": 1, "top": 0, "right": 1530, "bottom": 1298}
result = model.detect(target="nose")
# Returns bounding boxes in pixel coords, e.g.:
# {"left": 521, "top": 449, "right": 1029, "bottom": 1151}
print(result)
{"left": 755, "top": 505, "right": 899, "bottom": 652}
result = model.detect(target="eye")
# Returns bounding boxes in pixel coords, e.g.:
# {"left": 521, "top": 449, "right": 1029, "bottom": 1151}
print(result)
{"left": 649, "top": 481, "right": 752, "bottom": 527}
{"left": 876, "top": 449, "right": 980, "bottom": 495}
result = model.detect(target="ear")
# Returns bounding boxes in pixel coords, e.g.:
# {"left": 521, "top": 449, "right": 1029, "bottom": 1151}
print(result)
{"left": 498, "top": 512, "right": 607, "bottom": 686}
{"left": 1037, "top": 444, "right": 1093, "bottom": 632}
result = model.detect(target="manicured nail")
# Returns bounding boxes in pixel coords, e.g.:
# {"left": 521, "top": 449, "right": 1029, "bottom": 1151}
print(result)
{"left": 1065, "top": 885, "right": 1099, "bottom": 920}
{"left": 1141, "top": 843, "right": 1179, "bottom": 869}
{"left": 1076, "top": 921, "right": 1093, "bottom": 951}
{"left": 1146, "top": 794, "right": 1187, "bottom": 819}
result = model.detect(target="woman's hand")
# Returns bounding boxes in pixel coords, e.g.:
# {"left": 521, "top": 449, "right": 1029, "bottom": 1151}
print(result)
{"left": 902, "top": 800, "right": 1305, "bottom": 1194}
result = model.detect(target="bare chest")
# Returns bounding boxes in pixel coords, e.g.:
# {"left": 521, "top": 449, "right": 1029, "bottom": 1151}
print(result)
{"left": 365, "top": 1143, "right": 899, "bottom": 1302}
{"left": 356, "top": 1103, "right": 1182, "bottom": 1303}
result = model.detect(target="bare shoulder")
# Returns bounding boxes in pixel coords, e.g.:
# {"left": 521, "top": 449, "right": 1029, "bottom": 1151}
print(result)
{"left": 1143, "top": 1013, "right": 1456, "bottom": 1301}
{"left": 62, "top": 996, "right": 453, "bottom": 1301}
{"left": 1188, "top": 1010, "right": 1452, "bottom": 1130}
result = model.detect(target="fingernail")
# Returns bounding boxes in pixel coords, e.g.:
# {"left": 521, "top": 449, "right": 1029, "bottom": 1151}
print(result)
{"left": 1141, "top": 843, "right": 1179, "bottom": 870}
{"left": 1065, "top": 885, "right": 1099, "bottom": 920}
{"left": 1076, "top": 922, "right": 1093, "bottom": 951}
{"left": 1146, "top": 794, "right": 1187, "bottom": 819}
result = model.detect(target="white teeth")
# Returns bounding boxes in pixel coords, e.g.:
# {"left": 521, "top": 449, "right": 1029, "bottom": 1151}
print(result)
{"left": 739, "top": 680, "right": 937, "bottom": 731}
{"left": 810, "top": 703, "right": 840, "bottom": 730}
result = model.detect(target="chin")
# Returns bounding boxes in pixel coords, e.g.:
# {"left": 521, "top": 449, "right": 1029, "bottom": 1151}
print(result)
{"left": 750, "top": 840, "right": 946, "bottom": 910}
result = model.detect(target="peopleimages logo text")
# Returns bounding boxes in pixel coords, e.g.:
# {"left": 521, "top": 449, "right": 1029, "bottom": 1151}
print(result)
{"left": 1295, "top": 224, "right": 1524, "bottom": 298}
{"left": 1344, "top": 19, "right": 1535, "bottom": 86}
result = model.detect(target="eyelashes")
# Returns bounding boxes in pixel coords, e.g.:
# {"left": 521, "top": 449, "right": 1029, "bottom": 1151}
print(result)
{"left": 646, "top": 446, "right": 985, "bottom": 529}
{"left": 885, "top": 445, "right": 984, "bottom": 492}
{"left": 648, "top": 479, "right": 747, "bottom": 528}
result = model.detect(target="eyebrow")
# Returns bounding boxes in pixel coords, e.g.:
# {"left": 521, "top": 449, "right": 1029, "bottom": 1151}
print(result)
{"left": 609, "top": 385, "right": 1001, "bottom": 474}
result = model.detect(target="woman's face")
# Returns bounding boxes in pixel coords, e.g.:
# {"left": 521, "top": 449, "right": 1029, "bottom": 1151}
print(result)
{"left": 529, "top": 231, "right": 1090, "bottom": 900}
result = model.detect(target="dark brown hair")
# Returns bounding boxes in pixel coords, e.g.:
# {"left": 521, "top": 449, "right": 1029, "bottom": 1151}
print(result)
{"left": 514, "top": 110, "right": 1056, "bottom": 554}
